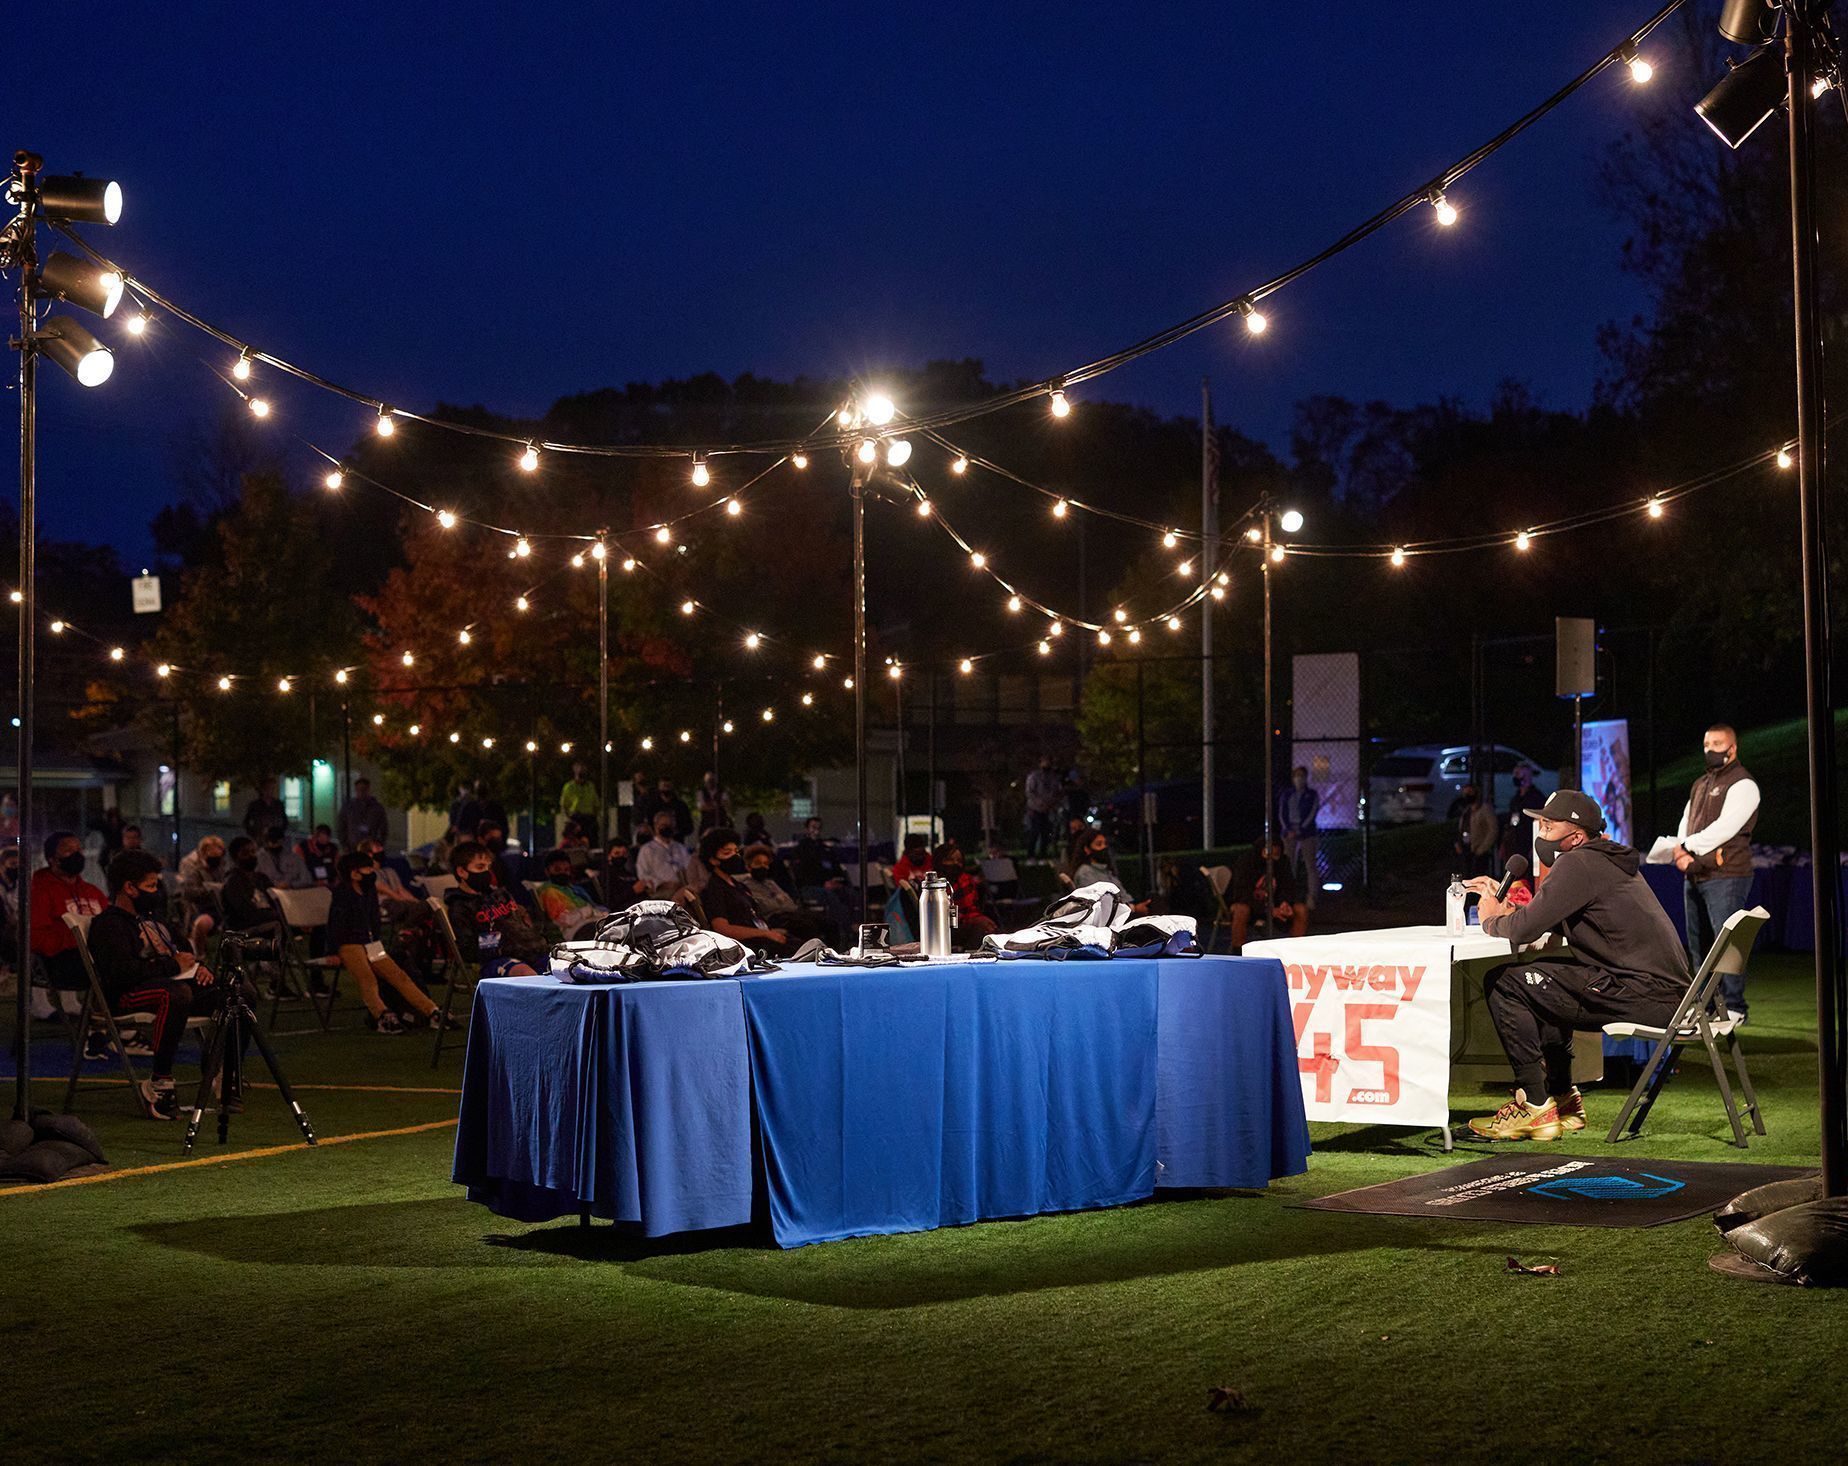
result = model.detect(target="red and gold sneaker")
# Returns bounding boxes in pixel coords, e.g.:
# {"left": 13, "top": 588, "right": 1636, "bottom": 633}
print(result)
{"left": 1552, "top": 1088, "right": 1587, "bottom": 1133}
{"left": 1467, "top": 1092, "right": 1562, "bottom": 1142}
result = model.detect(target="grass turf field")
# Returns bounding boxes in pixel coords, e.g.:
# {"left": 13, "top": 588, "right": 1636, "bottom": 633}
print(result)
{"left": 4, "top": 955, "right": 1844, "bottom": 1465}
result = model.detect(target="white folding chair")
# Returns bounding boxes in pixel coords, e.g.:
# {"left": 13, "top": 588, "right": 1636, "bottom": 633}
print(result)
{"left": 1200, "top": 865, "right": 1235, "bottom": 953}
{"left": 60, "top": 911, "right": 212, "bottom": 1114}
{"left": 1604, "top": 905, "right": 1768, "bottom": 1148}
{"left": 270, "top": 885, "right": 342, "bottom": 1032}
{"left": 420, "top": 872, "right": 457, "bottom": 901}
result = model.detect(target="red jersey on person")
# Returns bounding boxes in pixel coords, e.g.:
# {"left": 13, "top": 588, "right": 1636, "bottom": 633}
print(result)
{"left": 30, "top": 870, "right": 107, "bottom": 958}
{"left": 892, "top": 853, "right": 933, "bottom": 883}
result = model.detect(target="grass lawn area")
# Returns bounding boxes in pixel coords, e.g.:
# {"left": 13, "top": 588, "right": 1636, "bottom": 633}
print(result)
{"left": 4, "top": 956, "right": 1844, "bottom": 1465}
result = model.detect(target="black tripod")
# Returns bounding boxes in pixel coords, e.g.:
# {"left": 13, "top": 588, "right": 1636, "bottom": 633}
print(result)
{"left": 184, "top": 932, "right": 317, "bottom": 1154}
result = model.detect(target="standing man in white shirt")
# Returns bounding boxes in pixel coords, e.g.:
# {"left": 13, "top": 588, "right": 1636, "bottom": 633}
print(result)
{"left": 1673, "top": 723, "right": 1760, "bottom": 1022}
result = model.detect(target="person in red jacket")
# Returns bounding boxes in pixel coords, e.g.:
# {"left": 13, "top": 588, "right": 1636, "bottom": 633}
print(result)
{"left": 29, "top": 830, "right": 107, "bottom": 998}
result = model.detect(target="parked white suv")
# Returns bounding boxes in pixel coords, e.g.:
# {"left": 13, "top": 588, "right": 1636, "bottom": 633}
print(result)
{"left": 1366, "top": 744, "right": 1557, "bottom": 826}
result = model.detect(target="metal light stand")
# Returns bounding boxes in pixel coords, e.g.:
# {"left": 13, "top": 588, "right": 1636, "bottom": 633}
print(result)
{"left": 849, "top": 455, "right": 871, "bottom": 907}
{"left": 1260, "top": 499, "right": 1276, "bottom": 938}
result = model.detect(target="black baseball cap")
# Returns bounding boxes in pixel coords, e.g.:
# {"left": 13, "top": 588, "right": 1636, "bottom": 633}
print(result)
{"left": 1538, "top": 790, "right": 1606, "bottom": 835}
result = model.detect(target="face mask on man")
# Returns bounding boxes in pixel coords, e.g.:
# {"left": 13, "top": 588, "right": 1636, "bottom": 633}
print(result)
{"left": 464, "top": 869, "right": 495, "bottom": 893}
{"left": 57, "top": 852, "right": 85, "bottom": 877}
{"left": 132, "top": 887, "right": 164, "bottom": 918}
{"left": 720, "top": 854, "right": 746, "bottom": 876}
{"left": 747, "top": 863, "right": 771, "bottom": 879}
{"left": 1535, "top": 834, "right": 1567, "bottom": 868}
{"left": 1704, "top": 749, "right": 1730, "bottom": 771}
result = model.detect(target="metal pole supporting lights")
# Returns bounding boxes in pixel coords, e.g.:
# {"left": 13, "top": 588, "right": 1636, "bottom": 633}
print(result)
{"left": 4, "top": 151, "right": 123, "bottom": 1120}
{"left": 1257, "top": 499, "right": 1303, "bottom": 937}
{"left": 1696, "top": 0, "right": 1847, "bottom": 1199}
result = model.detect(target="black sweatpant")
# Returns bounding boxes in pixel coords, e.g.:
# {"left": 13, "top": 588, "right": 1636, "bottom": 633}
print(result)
{"left": 111, "top": 978, "right": 198, "bottom": 1078}
{"left": 1483, "top": 958, "right": 1680, "bottom": 1101}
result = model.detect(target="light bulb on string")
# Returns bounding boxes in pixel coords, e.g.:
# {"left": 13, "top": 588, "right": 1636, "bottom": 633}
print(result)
{"left": 640, "top": 736, "right": 654, "bottom": 751}
{"left": 801, "top": 692, "right": 814, "bottom": 707}
{"left": 887, "top": 664, "right": 902, "bottom": 680}
{"left": 448, "top": 732, "right": 460, "bottom": 744}
{"left": 247, "top": 397, "right": 270, "bottom": 418}
{"left": 1514, "top": 531, "right": 1533, "bottom": 552}
{"left": 1162, "top": 530, "right": 1178, "bottom": 548}
{"left": 524, "top": 740, "right": 537, "bottom": 753}
{"left": 1096, "top": 629, "right": 1112, "bottom": 647}
{"left": 1777, "top": 448, "right": 1794, "bottom": 469}
{"left": 519, "top": 444, "right": 540, "bottom": 473}
{"left": 744, "top": 632, "right": 761, "bottom": 650}
{"left": 1646, "top": 498, "right": 1664, "bottom": 519}
{"left": 109, "top": 646, "right": 125, "bottom": 662}
{"left": 334, "top": 669, "right": 349, "bottom": 685}
{"left": 843, "top": 676, "right": 854, "bottom": 690}
{"left": 761, "top": 708, "right": 774, "bottom": 723}
{"left": 950, "top": 456, "right": 968, "bottom": 475}
{"left": 812, "top": 654, "right": 827, "bottom": 670}
{"left": 1037, "top": 640, "right": 1052, "bottom": 656}
{"left": 458, "top": 629, "right": 471, "bottom": 645}
{"left": 791, "top": 452, "right": 809, "bottom": 470}
{"left": 217, "top": 675, "right": 232, "bottom": 691}
{"left": 155, "top": 663, "right": 171, "bottom": 678}
{"left": 559, "top": 742, "right": 573, "bottom": 754}
{"left": 690, "top": 455, "right": 711, "bottom": 488}
{"left": 408, "top": 723, "right": 420, "bottom": 736}
{"left": 654, "top": 526, "right": 671, "bottom": 545}
{"left": 1179, "top": 559, "right": 1194, "bottom": 577}
{"left": 1052, "top": 499, "right": 1068, "bottom": 519}
{"left": 571, "top": 553, "right": 585, "bottom": 568}
{"left": 323, "top": 468, "right": 344, "bottom": 491}
{"left": 885, "top": 439, "right": 913, "bottom": 467}
{"left": 1112, "top": 608, "right": 1128, "bottom": 623}
{"left": 401, "top": 650, "right": 415, "bottom": 667}
{"left": 232, "top": 352, "right": 252, "bottom": 381}
{"left": 515, "top": 595, "right": 529, "bottom": 612}
{"left": 1268, "top": 546, "right": 1284, "bottom": 564}
{"left": 49, "top": 619, "right": 64, "bottom": 633}
{"left": 862, "top": 393, "right": 897, "bottom": 426}
{"left": 726, "top": 499, "right": 742, "bottom": 517}
{"left": 375, "top": 408, "right": 396, "bottom": 438}
{"left": 1430, "top": 189, "right": 1458, "bottom": 226}
{"left": 1048, "top": 619, "right": 1064, "bottom": 638}
{"left": 1127, "top": 628, "right": 1141, "bottom": 645}
{"left": 622, "top": 558, "right": 637, "bottom": 573}
{"left": 915, "top": 498, "right": 932, "bottom": 518}
{"left": 1166, "top": 616, "right": 1182, "bottom": 632}
{"left": 680, "top": 599, "right": 695, "bottom": 616}
{"left": 513, "top": 537, "right": 531, "bottom": 558}
{"left": 856, "top": 439, "right": 878, "bottom": 465}
{"left": 1049, "top": 388, "right": 1071, "bottom": 418}
{"left": 678, "top": 730, "right": 692, "bottom": 744}
{"left": 721, "top": 720, "right": 735, "bottom": 734}
{"left": 481, "top": 737, "right": 494, "bottom": 749}
{"left": 436, "top": 510, "right": 457, "bottom": 529}
{"left": 958, "top": 658, "right": 974, "bottom": 675}
{"left": 1391, "top": 547, "right": 1407, "bottom": 567}
{"left": 590, "top": 542, "right": 607, "bottom": 561}
{"left": 1238, "top": 298, "right": 1268, "bottom": 335}
{"left": 7, "top": 590, "right": 19, "bottom": 604}
{"left": 1629, "top": 53, "right": 1654, "bottom": 84}
{"left": 371, "top": 712, "right": 385, "bottom": 726}
{"left": 1245, "top": 527, "right": 1262, "bottom": 543}
{"left": 1211, "top": 585, "right": 1228, "bottom": 600}
{"left": 1216, "top": 571, "right": 1230, "bottom": 587}
{"left": 1007, "top": 595, "right": 1022, "bottom": 613}
{"left": 969, "top": 551, "right": 987, "bottom": 569}
{"left": 277, "top": 677, "right": 292, "bottom": 693}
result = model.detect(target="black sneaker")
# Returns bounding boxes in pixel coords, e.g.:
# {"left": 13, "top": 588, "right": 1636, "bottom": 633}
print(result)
{"left": 82, "top": 1030, "right": 112, "bottom": 1062}
{"left": 427, "top": 1009, "right": 461, "bottom": 1032}
{"left": 372, "top": 1011, "right": 405, "bottom": 1035}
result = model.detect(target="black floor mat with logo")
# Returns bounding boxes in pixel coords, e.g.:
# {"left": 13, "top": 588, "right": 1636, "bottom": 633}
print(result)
{"left": 1296, "top": 1155, "right": 1818, "bottom": 1228}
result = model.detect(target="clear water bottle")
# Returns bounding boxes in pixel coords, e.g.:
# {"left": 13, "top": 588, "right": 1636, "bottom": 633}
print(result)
{"left": 1445, "top": 873, "right": 1467, "bottom": 936}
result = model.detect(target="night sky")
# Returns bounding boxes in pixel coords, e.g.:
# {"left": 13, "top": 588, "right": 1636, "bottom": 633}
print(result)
{"left": 16, "top": 3, "right": 1676, "bottom": 562}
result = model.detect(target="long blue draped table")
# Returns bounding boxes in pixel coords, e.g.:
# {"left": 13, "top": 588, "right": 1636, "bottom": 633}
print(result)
{"left": 452, "top": 955, "right": 1310, "bottom": 1247}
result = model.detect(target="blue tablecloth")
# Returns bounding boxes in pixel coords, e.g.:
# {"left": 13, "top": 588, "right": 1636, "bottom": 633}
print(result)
{"left": 452, "top": 956, "right": 1309, "bottom": 1247}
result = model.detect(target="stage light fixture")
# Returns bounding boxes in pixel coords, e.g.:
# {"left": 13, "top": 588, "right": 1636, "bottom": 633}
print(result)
{"left": 37, "top": 253, "right": 123, "bottom": 318}
{"left": 1696, "top": 43, "right": 1788, "bottom": 149}
{"left": 39, "top": 316, "right": 113, "bottom": 386}
{"left": 1719, "top": 0, "right": 1774, "bottom": 45}
{"left": 1279, "top": 508, "right": 1305, "bottom": 533}
{"left": 884, "top": 439, "right": 912, "bottom": 467}
{"left": 37, "top": 175, "right": 122, "bottom": 225}
{"left": 856, "top": 438, "right": 878, "bottom": 464}
{"left": 862, "top": 392, "right": 896, "bottom": 426}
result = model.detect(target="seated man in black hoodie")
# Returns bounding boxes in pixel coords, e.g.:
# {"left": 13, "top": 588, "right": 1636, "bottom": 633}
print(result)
{"left": 1464, "top": 790, "right": 1690, "bottom": 1142}
{"left": 445, "top": 839, "right": 549, "bottom": 978}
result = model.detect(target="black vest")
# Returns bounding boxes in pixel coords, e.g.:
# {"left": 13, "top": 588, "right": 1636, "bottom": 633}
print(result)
{"left": 1686, "top": 759, "right": 1757, "bottom": 881}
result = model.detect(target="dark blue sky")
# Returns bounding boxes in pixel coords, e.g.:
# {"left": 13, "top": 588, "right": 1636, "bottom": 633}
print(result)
{"left": 18, "top": 3, "right": 1676, "bottom": 562}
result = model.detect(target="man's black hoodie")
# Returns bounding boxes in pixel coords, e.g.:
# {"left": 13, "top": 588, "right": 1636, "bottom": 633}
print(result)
{"left": 1482, "top": 838, "right": 1690, "bottom": 994}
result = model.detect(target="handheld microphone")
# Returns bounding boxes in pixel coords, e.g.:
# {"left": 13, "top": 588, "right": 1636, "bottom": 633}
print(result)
{"left": 1493, "top": 854, "right": 1530, "bottom": 902}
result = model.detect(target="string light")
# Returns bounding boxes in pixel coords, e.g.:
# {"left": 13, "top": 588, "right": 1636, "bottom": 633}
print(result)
{"left": 519, "top": 444, "right": 540, "bottom": 473}
{"left": 744, "top": 632, "right": 761, "bottom": 650}
{"left": 232, "top": 352, "right": 252, "bottom": 381}
{"left": 843, "top": 677, "right": 854, "bottom": 690}
{"left": 571, "top": 553, "right": 585, "bottom": 568}
{"left": 449, "top": 731, "right": 461, "bottom": 744}
{"left": 950, "top": 456, "right": 968, "bottom": 475}
{"left": 515, "top": 595, "right": 529, "bottom": 612}
{"left": 247, "top": 396, "right": 270, "bottom": 418}
{"left": 401, "top": 650, "right": 415, "bottom": 666}
{"left": 959, "top": 658, "right": 974, "bottom": 674}
{"left": 760, "top": 708, "right": 775, "bottom": 722}
{"left": 679, "top": 730, "right": 692, "bottom": 743}
{"left": 1777, "top": 448, "right": 1794, "bottom": 469}
{"left": 323, "top": 468, "right": 344, "bottom": 490}
{"left": 856, "top": 439, "right": 878, "bottom": 465}
{"left": 481, "top": 737, "right": 494, "bottom": 749}
{"left": 1112, "top": 608, "right": 1128, "bottom": 623}
{"left": 1215, "top": 571, "right": 1230, "bottom": 587}
{"left": 1179, "top": 559, "right": 1194, "bottom": 577}
{"left": 812, "top": 654, "right": 827, "bottom": 670}
{"left": 1430, "top": 188, "right": 1458, "bottom": 227}
{"left": 969, "top": 551, "right": 987, "bottom": 569}
{"left": 1049, "top": 619, "right": 1064, "bottom": 638}
{"left": 655, "top": 526, "right": 672, "bottom": 545}
{"left": 408, "top": 723, "right": 420, "bottom": 736}
{"left": 916, "top": 498, "right": 932, "bottom": 518}
{"left": 109, "top": 646, "right": 124, "bottom": 661}
{"left": 525, "top": 740, "right": 538, "bottom": 753}
{"left": 1166, "top": 616, "right": 1182, "bottom": 632}
{"left": 1620, "top": 42, "right": 1653, "bottom": 84}
{"left": 1048, "top": 388, "right": 1071, "bottom": 418}
{"left": 1268, "top": 546, "right": 1285, "bottom": 564}
{"left": 1052, "top": 499, "right": 1068, "bottom": 519}
{"left": 1238, "top": 298, "right": 1268, "bottom": 335}
{"left": 1646, "top": 498, "right": 1664, "bottom": 519}
{"left": 791, "top": 452, "right": 809, "bottom": 470}
{"left": 1211, "top": 585, "right": 1228, "bottom": 600}
{"left": 1127, "top": 628, "right": 1141, "bottom": 645}
{"left": 217, "top": 675, "right": 232, "bottom": 691}
{"left": 458, "top": 629, "right": 472, "bottom": 645}
{"left": 680, "top": 599, "right": 696, "bottom": 616}
{"left": 6, "top": 590, "right": 18, "bottom": 604}
{"left": 1245, "top": 527, "right": 1262, "bottom": 543}
{"left": 1007, "top": 595, "right": 1022, "bottom": 613}
{"left": 863, "top": 393, "right": 897, "bottom": 426}
{"left": 155, "top": 663, "right": 171, "bottom": 678}
{"left": 726, "top": 499, "right": 742, "bottom": 517}
{"left": 48, "top": 619, "right": 63, "bottom": 633}
{"left": 1391, "top": 547, "right": 1407, "bottom": 567}
{"left": 1096, "top": 629, "right": 1111, "bottom": 646}
{"left": 691, "top": 455, "right": 711, "bottom": 488}
{"left": 372, "top": 712, "right": 385, "bottom": 726}
{"left": 1162, "top": 530, "right": 1178, "bottom": 548}
{"left": 590, "top": 542, "right": 607, "bottom": 561}
{"left": 640, "top": 736, "right": 654, "bottom": 751}
{"left": 887, "top": 664, "right": 902, "bottom": 680}
{"left": 335, "top": 669, "right": 349, "bottom": 685}
{"left": 622, "top": 558, "right": 637, "bottom": 572}
{"left": 801, "top": 692, "right": 814, "bottom": 707}
{"left": 559, "top": 741, "right": 573, "bottom": 754}
{"left": 1038, "top": 640, "right": 1052, "bottom": 656}
{"left": 513, "top": 537, "right": 531, "bottom": 557}
{"left": 1514, "top": 531, "right": 1533, "bottom": 552}
{"left": 375, "top": 408, "right": 396, "bottom": 438}
{"left": 436, "top": 510, "right": 457, "bottom": 529}
{"left": 277, "top": 677, "right": 292, "bottom": 693}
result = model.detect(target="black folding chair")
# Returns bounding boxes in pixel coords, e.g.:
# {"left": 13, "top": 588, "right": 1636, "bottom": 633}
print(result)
{"left": 60, "top": 912, "right": 211, "bottom": 1114}
{"left": 426, "top": 896, "right": 476, "bottom": 1068}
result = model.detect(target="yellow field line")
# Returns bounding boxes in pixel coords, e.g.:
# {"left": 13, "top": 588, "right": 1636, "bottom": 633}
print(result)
{"left": 0, "top": 1118, "right": 461, "bottom": 1196}
{"left": 42, "top": 1079, "right": 462, "bottom": 1095}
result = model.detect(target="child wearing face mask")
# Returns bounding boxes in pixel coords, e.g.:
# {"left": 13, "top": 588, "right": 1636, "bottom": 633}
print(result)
{"left": 443, "top": 840, "right": 547, "bottom": 978}
{"left": 327, "top": 851, "right": 444, "bottom": 1034}
{"left": 29, "top": 829, "right": 108, "bottom": 1001}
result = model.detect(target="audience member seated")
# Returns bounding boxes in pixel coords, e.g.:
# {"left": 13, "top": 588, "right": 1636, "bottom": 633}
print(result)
{"left": 445, "top": 840, "right": 549, "bottom": 977}
{"left": 634, "top": 776, "right": 693, "bottom": 842}
{"left": 352, "top": 836, "right": 422, "bottom": 914}
{"left": 740, "top": 810, "right": 774, "bottom": 851}
{"left": 297, "top": 825, "right": 341, "bottom": 888}
{"left": 176, "top": 834, "right": 227, "bottom": 953}
{"left": 1153, "top": 858, "right": 1218, "bottom": 930}
{"left": 220, "top": 836, "right": 284, "bottom": 942}
{"left": 695, "top": 827, "right": 798, "bottom": 957}
{"left": 29, "top": 830, "right": 108, "bottom": 1004}
{"left": 933, "top": 843, "right": 998, "bottom": 946}
{"left": 1226, "top": 838, "right": 1308, "bottom": 950}
{"left": 120, "top": 823, "right": 145, "bottom": 852}
{"left": 892, "top": 832, "right": 934, "bottom": 884}
{"left": 740, "top": 844, "right": 829, "bottom": 947}
{"left": 257, "top": 825, "right": 313, "bottom": 889}
{"left": 535, "top": 848, "right": 608, "bottom": 939}
{"left": 596, "top": 836, "right": 645, "bottom": 911}
{"left": 89, "top": 850, "right": 216, "bottom": 1119}
{"left": 1070, "top": 830, "right": 1148, "bottom": 913}
{"left": 475, "top": 818, "right": 536, "bottom": 910}
{"left": 636, "top": 813, "right": 692, "bottom": 898}
{"left": 328, "top": 851, "right": 445, "bottom": 1033}
{"left": 791, "top": 815, "right": 858, "bottom": 936}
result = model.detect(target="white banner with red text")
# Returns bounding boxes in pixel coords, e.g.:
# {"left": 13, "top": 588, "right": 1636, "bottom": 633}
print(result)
{"left": 1242, "top": 934, "right": 1454, "bottom": 1127}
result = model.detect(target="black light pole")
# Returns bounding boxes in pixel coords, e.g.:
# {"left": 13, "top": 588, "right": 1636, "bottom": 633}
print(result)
{"left": 11, "top": 172, "right": 36, "bottom": 1120}
{"left": 341, "top": 700, "right": 351, "bottom": 806}
{"left": 1261, "top": 502, "right": 1275, "bottom": 938}
{"left": 850, "top": 457, "right": 870, "bottom": 909}
{"left": 1782, "top": 1, "right": 1847, "bottom": 1195}
{"left": 597, "top": 532, "right": 610, "bottom": 845}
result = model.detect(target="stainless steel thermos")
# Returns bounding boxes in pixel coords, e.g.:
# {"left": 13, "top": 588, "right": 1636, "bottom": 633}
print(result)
{"left": 918, "top": 872, "right": 953, "bottom": 957}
